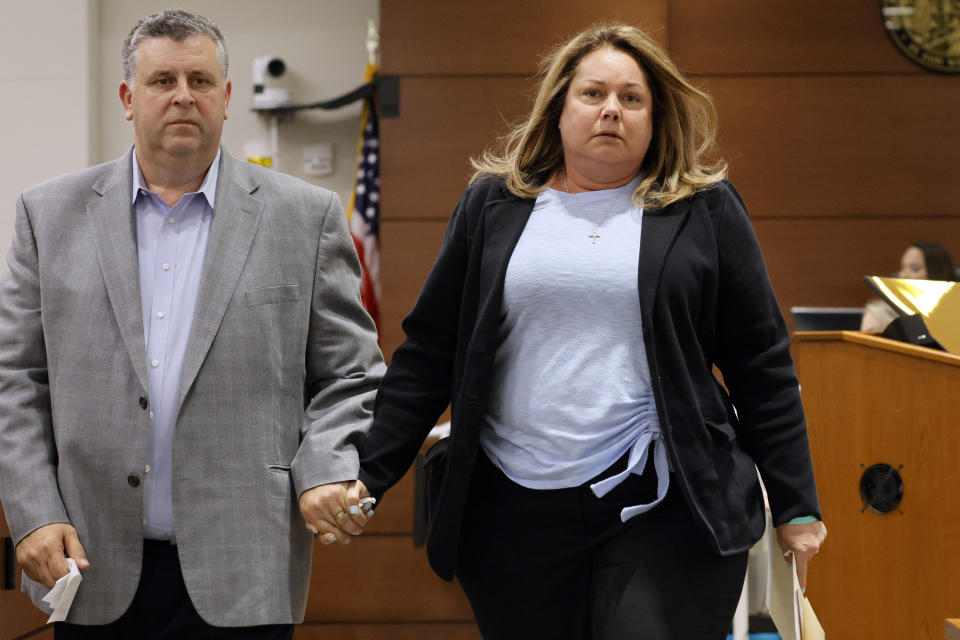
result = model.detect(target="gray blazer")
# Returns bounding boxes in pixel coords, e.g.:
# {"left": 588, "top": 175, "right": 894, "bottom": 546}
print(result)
{"left": 0, "top": 148, "right": 385, "bottom": 625}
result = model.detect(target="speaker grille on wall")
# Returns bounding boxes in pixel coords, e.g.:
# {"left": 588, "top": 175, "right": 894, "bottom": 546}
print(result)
{"left": 859, "top": 463, "right": 904, "bottom": 514}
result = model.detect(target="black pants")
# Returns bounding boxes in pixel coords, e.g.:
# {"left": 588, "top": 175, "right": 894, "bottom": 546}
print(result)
{"left": 456, "top": 452, "right": 748, "bottom": 640}
{"left": 55, "top": 540, "right": 294, "bottom": 640}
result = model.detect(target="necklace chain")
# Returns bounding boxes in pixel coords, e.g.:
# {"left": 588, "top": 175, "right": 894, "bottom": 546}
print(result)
{"left": 559, "top": 169, "right": 635, "bottom": 246}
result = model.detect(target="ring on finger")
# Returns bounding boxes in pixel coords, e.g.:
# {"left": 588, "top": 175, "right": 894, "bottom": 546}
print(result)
{"left": 334, "top": 510, "right": 347, "bottom": 523}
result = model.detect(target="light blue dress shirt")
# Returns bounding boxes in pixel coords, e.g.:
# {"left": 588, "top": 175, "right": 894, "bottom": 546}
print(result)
{"left": 132, "top": 149, "right": 219, "bottom": 541}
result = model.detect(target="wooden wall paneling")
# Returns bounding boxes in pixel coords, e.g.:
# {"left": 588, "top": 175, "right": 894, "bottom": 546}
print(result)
{"left": 305, "top": 536, "right": 473, "bottom": 622}
{"left": 381, "top": 0, "right": 668, "bottom": 75}
{"left": 709, "top": 75, "right": 960, "bottom": 218}
{"left": 359, "top": 462, "right": 416, "bottom": 535}
{"left": 0, "top": 592, "right": 49, "bottom": 640}
{"left": 295, "top": 623, "right": 480, "bottom": 639}
{"left": 1, "top": 505, "right": 7, "bottom": 587}
{"left": 669, "top": 0, "right": 920, "bottom": 74}
{"left": 752, "top": 217, "right": 960, "bottom": 326}
{"left": 379, "top": 220, "right": 448, "bottom": 359}
{"left": 382, "top": 75, "right": 960, "bottom": 223}
{"left": 380, "top": 77, "right": 532, "bottom": 222}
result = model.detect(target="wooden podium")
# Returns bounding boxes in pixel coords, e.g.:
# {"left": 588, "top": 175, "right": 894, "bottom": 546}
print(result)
{"left": 795, "top": 331, "right": 960, "bottom": 639}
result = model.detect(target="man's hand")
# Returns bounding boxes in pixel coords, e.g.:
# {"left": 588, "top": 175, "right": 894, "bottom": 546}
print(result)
{"left": 776, "top": 520, "right": 827, "bottom": 590}
{"left": 298, "top": 480, "right": 373, "bottom": 546}
{"left": 16, "top": 523, "right": 90, "bottom": 588}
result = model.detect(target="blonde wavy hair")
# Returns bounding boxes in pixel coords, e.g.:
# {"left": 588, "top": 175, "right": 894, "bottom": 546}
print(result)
{"left": 471, "top": 23, "right": 727, "bottom": 209}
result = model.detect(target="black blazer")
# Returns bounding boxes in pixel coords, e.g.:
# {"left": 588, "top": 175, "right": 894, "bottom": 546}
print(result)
{"left": 359, "top": 176, "right": 821, "bottom": 581}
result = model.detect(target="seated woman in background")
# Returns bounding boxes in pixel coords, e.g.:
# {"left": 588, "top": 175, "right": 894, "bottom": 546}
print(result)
{"left": 898, "top": 241, "right": 958, "bottom": 281}
{"left": 860, "top": 241, "right": 957, "bottom": 333}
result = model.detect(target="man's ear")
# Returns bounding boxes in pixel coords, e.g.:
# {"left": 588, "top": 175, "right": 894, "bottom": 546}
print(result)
{"left": 223, "top": 79, "right": 232, "bottom": 120}
{"left": 119, "top": 82, "right": 134, "bottom": 121}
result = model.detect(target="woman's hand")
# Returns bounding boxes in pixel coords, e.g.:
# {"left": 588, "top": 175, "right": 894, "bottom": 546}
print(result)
{"left": 298, "top": 480, "right": 373, "bottom": 545}
{"left": 776, "top": 520, "right": 827, "bottom": 590}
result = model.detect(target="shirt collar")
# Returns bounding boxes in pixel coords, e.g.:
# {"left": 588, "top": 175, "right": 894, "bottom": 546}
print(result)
{"left": 131, "top": 148, "right": 222, "bottom": 208}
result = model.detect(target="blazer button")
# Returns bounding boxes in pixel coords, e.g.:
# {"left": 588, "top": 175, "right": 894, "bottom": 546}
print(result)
{"left": 127, "top": 475, "right": 140, "bottom": 488}
{"left": 138, "top": 397, "right": 148, "bottom": 410}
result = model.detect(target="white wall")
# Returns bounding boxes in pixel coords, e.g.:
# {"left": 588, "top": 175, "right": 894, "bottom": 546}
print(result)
{"left": 0, "top": 0, "right": 98, "bottom": 266}
{"left": 1, "top": 0, "right": 378, "bottom": 267}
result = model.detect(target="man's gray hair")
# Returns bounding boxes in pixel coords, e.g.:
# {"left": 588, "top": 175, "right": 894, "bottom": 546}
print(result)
{"left": 122, "top": 9, "right": 228, "bottom": 85}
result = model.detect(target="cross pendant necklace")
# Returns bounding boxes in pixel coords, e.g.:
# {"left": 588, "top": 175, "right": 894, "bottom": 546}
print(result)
{"left": 561, "top": 168, "right": 619, "bottom": 247}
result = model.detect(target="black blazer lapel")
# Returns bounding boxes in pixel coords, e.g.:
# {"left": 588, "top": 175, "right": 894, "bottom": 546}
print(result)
{"left": 637, "top": 200, "right": 694, "bottom": 325}
{"left": 475, "top": 197, "right": 534, "bottom": 353}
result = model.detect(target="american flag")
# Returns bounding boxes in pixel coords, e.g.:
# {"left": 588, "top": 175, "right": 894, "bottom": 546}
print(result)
{"left": 347, "top": 63, "right": 381, "bottom": 331}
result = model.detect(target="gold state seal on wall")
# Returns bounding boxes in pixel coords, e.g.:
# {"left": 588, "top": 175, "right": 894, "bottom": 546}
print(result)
{"left": 882, "top": 0, "right": 960, "bottom": 73}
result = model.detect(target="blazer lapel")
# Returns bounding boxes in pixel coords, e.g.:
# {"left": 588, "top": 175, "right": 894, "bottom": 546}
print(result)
{"left": 87, "top": 150, "right": 149, "bottom": 392}
{"left": 479, "top": 197, "right": 533, "bottom": 293}
{"left": 637, "top": 199, "right": 694, "bottom": 320}
{"left": 476, "top": 197, "right": 533, "bottom": 352}
{"left": 178, "top": 152, "right": 264, "bottom": 408}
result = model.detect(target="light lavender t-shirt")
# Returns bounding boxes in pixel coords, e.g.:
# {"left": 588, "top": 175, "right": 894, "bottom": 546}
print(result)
{"left": 480, "top": 176, "right": 669, "bottom": 517}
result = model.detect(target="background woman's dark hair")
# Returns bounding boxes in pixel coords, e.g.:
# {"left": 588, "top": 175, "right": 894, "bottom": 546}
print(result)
{"left": 914, "top": 241, "right": 958, "bottom": 281}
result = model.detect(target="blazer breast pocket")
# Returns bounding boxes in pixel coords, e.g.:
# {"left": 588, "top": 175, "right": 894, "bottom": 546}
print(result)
{"left": 245, "top": 283, "right": 300, "bottom": 307}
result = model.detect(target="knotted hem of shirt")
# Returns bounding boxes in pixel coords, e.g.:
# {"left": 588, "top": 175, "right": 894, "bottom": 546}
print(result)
{"left": 589, "top": 427, "right": 670, "bottom": 522}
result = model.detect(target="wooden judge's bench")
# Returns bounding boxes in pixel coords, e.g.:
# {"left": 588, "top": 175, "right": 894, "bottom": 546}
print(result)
{"left": 795, "top": 331, "right": 960, "bottom": 639}
{"left": 0, "top": 458, "right": 480, "bottom": 639}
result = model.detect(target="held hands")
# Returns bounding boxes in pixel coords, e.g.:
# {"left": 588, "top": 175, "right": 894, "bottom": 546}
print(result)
{"left": 297, "top": 480, "right": 373, "bottom": 546}
{"left": 15, "top": 523, "right": 90, "bottom": 588}
{"left": 776, "top": 520, "right": 827, "bottom": 590}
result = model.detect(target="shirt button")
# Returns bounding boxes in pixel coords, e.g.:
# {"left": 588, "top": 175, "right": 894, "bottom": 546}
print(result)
{"left": 127, "top": 475, "right": 140, "bottom": 488}
{"left": 149, "top": 411, "right": 154, "bottom": 419}
{"left": 168, "top": 217, "right": 175, "bottom": 224}
{"left": 138, "top": 397, "right": 148, "bottom": 410}
{"left": 143, "top": 518, "right": 148, "bottom": 526}
{"left": 157, "top": 311, "right": 165, "bottom": 319}
{"left": 145, "top": 465, "right": 151, "bottom": 473}
{"left": 151, "top": 360, "right": 159, "bottom": 368}
{"left": 161, "top": 263, "right": 170, "bottom": 271}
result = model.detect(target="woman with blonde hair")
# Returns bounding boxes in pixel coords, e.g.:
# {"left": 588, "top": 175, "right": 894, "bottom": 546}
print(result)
{"left": 354, "top": 23, "right": 826, "bottom": 639}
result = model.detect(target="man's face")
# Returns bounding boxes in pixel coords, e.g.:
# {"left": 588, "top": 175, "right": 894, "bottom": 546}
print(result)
{"left": 119, "top": 35, "right": 231, "bottom": 167}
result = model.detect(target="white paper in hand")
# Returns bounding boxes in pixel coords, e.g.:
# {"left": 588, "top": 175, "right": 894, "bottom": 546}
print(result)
{"left": 41, "top": 558, "right": 83, "bottom": 623}
{"left": 767, "top": 545, "right": 801, "bottom": 640}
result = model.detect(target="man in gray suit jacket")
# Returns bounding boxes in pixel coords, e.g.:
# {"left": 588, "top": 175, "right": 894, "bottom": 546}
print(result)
{"left": 0, "top": 9, "right": 384, "bottom": 638}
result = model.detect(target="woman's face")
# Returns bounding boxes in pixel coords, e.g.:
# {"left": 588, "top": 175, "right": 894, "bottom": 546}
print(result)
{"left": 899, "top": 246, "right": 928, "bottom": 279}
{"left": 559, "top": 46, "right": 653, "bottom": 186}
